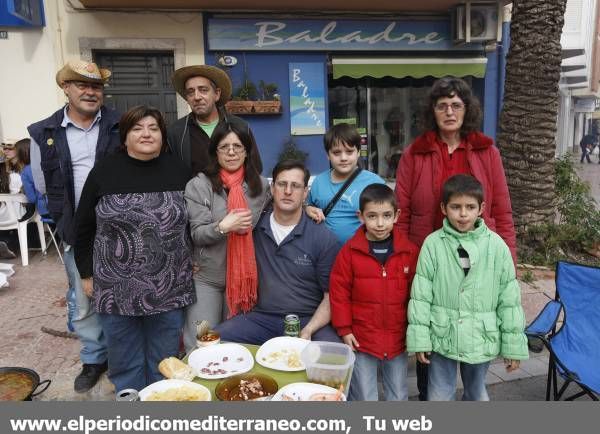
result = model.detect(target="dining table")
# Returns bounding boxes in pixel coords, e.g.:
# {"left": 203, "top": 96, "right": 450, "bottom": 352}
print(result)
{"left": 184, "top": 344, "right": 310, "bottom": 401}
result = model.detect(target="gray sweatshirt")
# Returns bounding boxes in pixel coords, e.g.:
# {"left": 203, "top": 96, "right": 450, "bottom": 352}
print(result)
{"left": 184, "top": 173, "right": 270, "bottom": 287}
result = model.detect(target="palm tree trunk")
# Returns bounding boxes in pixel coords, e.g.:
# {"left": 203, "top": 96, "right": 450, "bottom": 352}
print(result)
{"left": 497, "top": 0, "right": 567, "bottom": 234}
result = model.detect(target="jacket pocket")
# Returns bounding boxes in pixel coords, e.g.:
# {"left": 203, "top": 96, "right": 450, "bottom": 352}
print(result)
{"left": 430, "top": 314, "right": 450, "bottom": 338}
{"left": 482, "top": 316, "right": 500, "bottom": 357}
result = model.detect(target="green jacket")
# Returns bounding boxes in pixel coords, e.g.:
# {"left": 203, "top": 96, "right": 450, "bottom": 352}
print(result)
{"left": 407, "top": 218, "right": 528, "bottom": 363}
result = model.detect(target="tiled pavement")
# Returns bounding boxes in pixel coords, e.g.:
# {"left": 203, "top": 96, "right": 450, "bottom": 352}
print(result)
{"left": 0, "top": 158, "right": 596, "bottom": 401}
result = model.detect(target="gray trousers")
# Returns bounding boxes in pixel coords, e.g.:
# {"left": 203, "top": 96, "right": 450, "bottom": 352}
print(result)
{"left": 183, "top": 278, "right": 228, "bottom": 352}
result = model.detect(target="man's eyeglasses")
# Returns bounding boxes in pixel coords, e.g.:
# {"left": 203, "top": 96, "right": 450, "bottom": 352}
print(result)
{"left": 68, "top": 81, "right": 104, "bottom": 92}
{"left": 434, "top": 102, "right": 465, "bottom": 113}
{"left": 217, "top": 143, "right": 246, "bottom": 154}
{"left": 273, "top": 181, "right": 305, "bottom": 191}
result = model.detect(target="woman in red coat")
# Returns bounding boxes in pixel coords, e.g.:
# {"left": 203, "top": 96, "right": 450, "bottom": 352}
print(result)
{"left": 395, "top": 77, "right": 517, "bottom": 400}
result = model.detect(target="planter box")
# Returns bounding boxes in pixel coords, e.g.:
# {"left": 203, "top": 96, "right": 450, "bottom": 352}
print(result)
{"left": 226, "top": 100, "right": 282, "bottom": 115}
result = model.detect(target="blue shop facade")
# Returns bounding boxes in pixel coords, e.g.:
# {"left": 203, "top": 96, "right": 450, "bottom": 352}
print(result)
{"left": 204, "top": 15, "right": 506, "bottom": 178}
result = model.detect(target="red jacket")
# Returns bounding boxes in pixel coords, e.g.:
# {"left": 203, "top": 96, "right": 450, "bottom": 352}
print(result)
{"left": 395, "top": 131, "right": 517, "bottom": 264}
{"left": 329, "top": 226, "right": 419, "bottom": 360}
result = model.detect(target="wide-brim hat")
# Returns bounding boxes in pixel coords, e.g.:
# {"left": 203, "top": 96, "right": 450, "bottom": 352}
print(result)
{"left": 56, "top": 60, "right": 111, "bottom": 88}
{"left": 171, "top": 65, "right": 232, "bottom": 104}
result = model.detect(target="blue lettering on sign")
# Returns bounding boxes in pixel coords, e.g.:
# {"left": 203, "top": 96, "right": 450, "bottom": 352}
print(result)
{"left": 208, "top": 18, "right": 482, "bottom": 51}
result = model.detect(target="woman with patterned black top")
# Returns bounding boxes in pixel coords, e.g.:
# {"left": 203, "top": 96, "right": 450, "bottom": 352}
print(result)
{"left": 74, "top": 106, "right": 196, "bottom": 392}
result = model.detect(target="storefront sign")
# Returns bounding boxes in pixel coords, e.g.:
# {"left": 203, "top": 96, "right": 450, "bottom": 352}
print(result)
{"left": 208, "top": 18, "right": 481, "bottom": 51}
{"left": 289, "top": 63, "right": 326, "bottom": 135}
{"left": 574, "top": 98, "right": 597, "bottom": 113}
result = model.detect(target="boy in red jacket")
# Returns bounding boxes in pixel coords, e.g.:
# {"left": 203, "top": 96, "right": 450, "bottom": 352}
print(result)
{"left": 330, "top": 184, "right": 419, "bottom": 400}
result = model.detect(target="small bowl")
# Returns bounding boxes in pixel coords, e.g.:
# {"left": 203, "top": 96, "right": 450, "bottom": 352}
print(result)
{"left": 215, "top": 373, "right": 278, "bottom": 401}
{"left": 196, "top": 331, "right": 220, "bottom": 348}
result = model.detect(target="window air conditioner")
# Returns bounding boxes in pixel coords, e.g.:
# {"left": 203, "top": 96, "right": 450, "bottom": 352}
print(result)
{"left": 452, "top": 2, "right": 501, "bottom": 43}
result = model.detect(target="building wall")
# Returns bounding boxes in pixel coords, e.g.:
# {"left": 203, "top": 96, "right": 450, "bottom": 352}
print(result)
{"left": 0, "top": 0, "right": 203, "bottom": 140}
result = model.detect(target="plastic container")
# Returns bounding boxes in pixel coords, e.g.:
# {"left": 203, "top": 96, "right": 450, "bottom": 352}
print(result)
{"left": 300, "top": 342, "right": 355, "bottom": 392}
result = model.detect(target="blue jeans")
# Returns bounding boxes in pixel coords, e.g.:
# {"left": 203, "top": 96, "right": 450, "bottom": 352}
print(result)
{"left": 349, "top": 351, "right": 408, "bottom": 401}
{"left": 64, "top": 245, "right": 107, "bottom": 365}
{"left": 99, "top": 309, "right": 184, "bottom": 392}
{"left": 428, "top": 352, "right": 490, "bottom": 401}
{"left": 214, "top": 311, "right": 340, "bottom": 345}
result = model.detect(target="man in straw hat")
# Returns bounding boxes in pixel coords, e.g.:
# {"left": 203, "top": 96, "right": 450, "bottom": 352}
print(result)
{"left": 168, "top": 64, "right": 262, "bottom": 175}
{"left": 27, "top": 60, "right": 121, "bottom": 393}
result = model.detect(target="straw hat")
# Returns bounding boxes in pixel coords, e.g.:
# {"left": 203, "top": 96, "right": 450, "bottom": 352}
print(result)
{"left": 171, "top": 65, "right": 232, "bottom": 103}
{"left": 55, "top": 60, "right": 111, "bottom": 88}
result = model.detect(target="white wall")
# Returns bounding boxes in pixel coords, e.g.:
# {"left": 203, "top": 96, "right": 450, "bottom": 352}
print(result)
{"left": 0, "top": 0, "right": 204, "bottom": 141}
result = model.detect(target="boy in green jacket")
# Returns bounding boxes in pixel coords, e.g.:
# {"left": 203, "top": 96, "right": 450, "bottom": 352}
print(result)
{"left": 407, "top": 174, "right": 528, "bottom": 400}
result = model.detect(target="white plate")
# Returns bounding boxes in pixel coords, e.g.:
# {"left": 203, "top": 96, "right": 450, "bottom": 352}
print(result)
{"left": 255, "top": 336, "right": 310, "bottom": 372}
{"left": 271, "top": 382, "right": 346, "bottom": 401}
{"left": 138, "top": 379, "right": 211, "bottom": 401}
{"left": 188, "top": 343, "right": 254, "bottom": 379}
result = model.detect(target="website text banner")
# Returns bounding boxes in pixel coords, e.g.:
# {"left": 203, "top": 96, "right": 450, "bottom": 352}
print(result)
{"left": 207, "top": 19, "right": 483, "bottom": 51}
{"left": 2, "top": 402, "right": 597, "bottom": 434}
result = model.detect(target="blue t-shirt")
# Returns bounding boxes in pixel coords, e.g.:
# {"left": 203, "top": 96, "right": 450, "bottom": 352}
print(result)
{"left": 308, "top": 169, "right": 385, "bottom": 243}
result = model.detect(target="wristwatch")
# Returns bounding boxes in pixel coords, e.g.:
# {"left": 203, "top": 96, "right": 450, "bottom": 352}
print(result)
{"left": 215, "top": 221, "right": 226, "bottom": 235}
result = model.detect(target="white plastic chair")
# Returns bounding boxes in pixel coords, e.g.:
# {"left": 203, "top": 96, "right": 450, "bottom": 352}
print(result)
{"left": 0, "top": 193, "right": 47, "bottom": 266}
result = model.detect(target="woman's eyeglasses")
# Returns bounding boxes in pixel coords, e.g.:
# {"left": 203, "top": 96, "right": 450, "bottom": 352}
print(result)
{"left": 217, "top": 143, "right": 246, "bottom": 154}
{"left": 434, "top": 102, "right": 465, "bottom": 113}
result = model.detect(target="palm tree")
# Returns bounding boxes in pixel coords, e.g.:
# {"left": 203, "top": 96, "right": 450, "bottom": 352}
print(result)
{"left": 497, "top": 0, "right": 568, "bottom": 234}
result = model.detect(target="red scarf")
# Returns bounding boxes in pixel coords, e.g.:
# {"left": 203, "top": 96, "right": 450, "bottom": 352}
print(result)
{"left": 220, "top": 167, "right": 258, "bottom": 316}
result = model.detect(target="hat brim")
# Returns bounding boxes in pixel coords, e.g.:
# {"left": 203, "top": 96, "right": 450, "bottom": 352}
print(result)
{"left": 171, "top": 65, "right": 232, "bottom": 104}
{"left": 56, "top": 65, "right": 111, "bottom": 88}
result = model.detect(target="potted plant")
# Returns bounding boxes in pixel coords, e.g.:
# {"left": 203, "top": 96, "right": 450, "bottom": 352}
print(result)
{"left": 225, "top": 59, "right": 282, "bottom": 115}
{"left": 278, "top": 138, "right": 308, "bottom": 163}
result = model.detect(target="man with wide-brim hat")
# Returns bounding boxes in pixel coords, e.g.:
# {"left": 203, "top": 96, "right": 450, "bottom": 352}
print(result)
{"left": 27, "top": 59, "right": 121, "bottom": 394}
{"left": 167, "top": 64, "right": 262, "bottom": 176}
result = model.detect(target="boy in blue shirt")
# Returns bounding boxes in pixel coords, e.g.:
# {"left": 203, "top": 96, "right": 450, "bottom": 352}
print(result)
{"left": 306, "top": 123, "right": 385, "bottom": 243}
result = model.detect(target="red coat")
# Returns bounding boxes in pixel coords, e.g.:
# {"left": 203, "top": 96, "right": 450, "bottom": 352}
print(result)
{"left": 329, "top": 226, "right": 418, "bottom": 360}
{"left": 395, "top": 131, "right": 517, "bottom": 264}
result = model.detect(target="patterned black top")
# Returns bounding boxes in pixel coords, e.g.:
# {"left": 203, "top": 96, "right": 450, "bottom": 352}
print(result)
{"left": 74, "top": 151, "right": 196, "bottom": 316}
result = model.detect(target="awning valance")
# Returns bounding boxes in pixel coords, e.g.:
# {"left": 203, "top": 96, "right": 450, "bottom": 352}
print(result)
{"left": 332, "top": 57, "right": 488, "bottom": 79}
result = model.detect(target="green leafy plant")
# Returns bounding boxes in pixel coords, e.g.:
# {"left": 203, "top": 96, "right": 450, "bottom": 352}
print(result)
{"left": 521, "top": 270, "right": 535, "bottom": 284}
{"left": 233, "top": 76, "right": 257, "bottom": 101}
{"left": 258, "top": 80, "right": 279, "bottom": 101}
{"left": 518, "top": 154, "right": 600, "bottom": 266}
{"left": 278, "top": 139, "right": 308, "bottom": 163}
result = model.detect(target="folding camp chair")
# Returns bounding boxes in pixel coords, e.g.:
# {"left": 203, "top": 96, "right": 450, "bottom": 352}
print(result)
{"left": 525, "top": 261, "right": 600, "bottom": 401}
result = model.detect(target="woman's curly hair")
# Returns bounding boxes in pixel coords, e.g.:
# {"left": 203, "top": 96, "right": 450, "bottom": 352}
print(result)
{"left": 422, "top": 77, "right": 482, "bottom": 136}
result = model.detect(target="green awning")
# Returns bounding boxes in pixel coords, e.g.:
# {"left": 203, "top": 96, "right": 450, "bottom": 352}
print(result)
{"left": 332, "top": 57, "right": 488, "bottom": 79}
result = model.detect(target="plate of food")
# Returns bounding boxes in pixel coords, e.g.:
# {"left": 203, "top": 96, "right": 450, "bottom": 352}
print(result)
{"left": 138, "top": 379, "right": 211, "bottom": 401}
{"left": 255, "top": 336, "right": 310, "bottom": 372}
{"left": 270, "top": 382, "right": 345, "bottom": 401}
{"left": 215, "top": 373, "right": 278, "bottom": 401}
{"left": 188, "top": 343, "right": 254, "bottom": 379}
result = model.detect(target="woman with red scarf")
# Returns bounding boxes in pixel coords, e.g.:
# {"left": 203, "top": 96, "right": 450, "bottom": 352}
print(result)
{"left": 395, "top": 77, "right": 517, "bottom": 400}
{"left": 183, "top": 119, "right": 269, "bottom": 351}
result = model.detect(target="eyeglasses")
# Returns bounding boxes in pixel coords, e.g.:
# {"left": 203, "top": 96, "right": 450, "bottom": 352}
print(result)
{"left": 68, "top": 81, "right": 104, "bottom": 92}
{"left": 216, "top": 143, "right": 246, "bottom": 154}
{"left": 434, "top": 102, "right": 465, "bottom": 113}
{"left": 273, "top": 181, "right": 305, "bottom": 191}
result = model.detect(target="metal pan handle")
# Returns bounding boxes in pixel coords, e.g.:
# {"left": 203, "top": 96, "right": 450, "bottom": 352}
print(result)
{"left": 30, "top": 379, "right": 51, "bottom": 397}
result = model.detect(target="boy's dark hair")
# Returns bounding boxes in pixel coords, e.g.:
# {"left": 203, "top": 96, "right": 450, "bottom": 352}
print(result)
{"left": 359, "top": 183, "right": 397, "bottom": 212}
{"left": 442, "top": 174, "right": 484, "bottom": 205}
{"left": 272, "top": 159, "right": 310, "bottom": 186}
{"left": 323, "top": 123, "right": 361, "bottom": 152}
{"left": 422, "top": 77, "right": 482, "bottom": 136}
